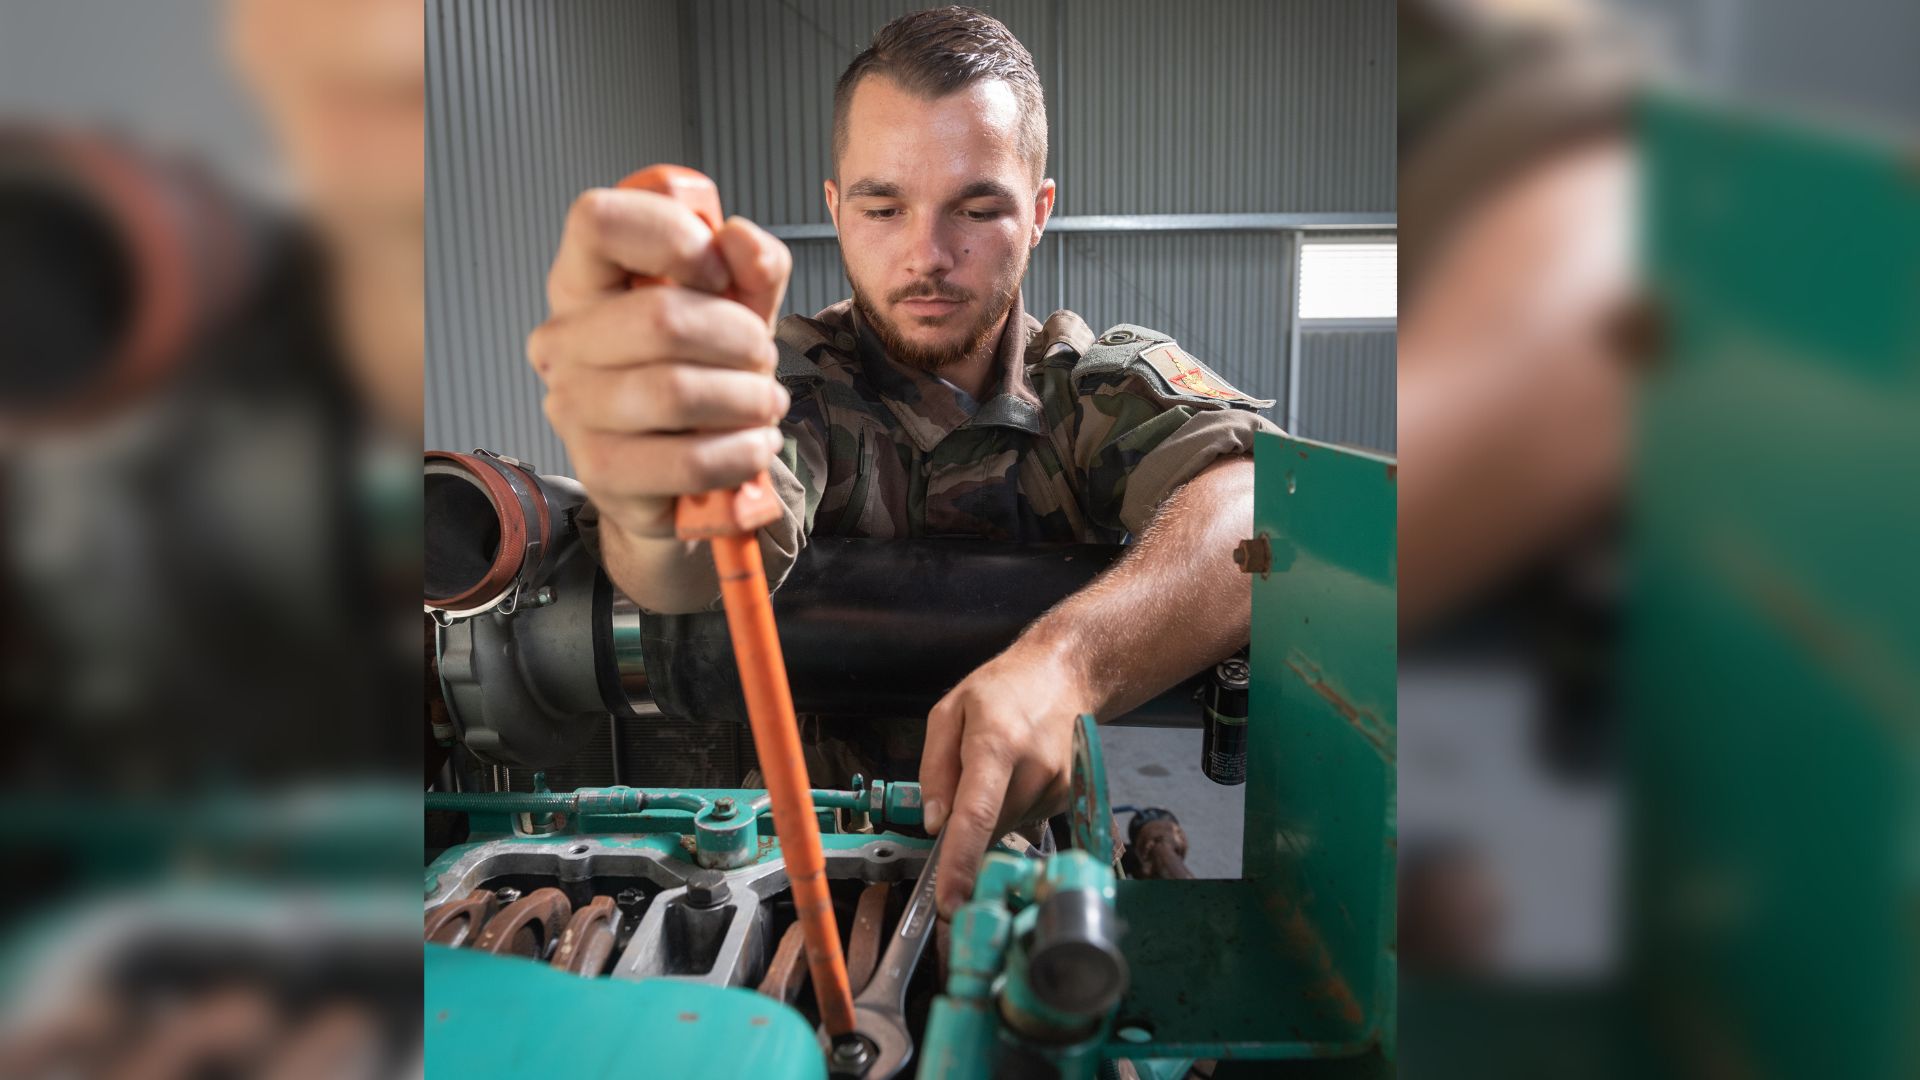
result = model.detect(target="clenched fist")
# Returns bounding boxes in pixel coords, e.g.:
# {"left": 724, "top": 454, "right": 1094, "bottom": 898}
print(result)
{"left": 528, "top": 187, "right": 793, "bottom": 544}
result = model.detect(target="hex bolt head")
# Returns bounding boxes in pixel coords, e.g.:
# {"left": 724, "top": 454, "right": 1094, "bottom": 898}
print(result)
{"left": 684, "top": 869, "right": 730, "bottom": 908}
{"left": 712, "top": 797, "right": 736, "bottom": 820}
{"left": 828, "top": 1035, "right": 874, "bottom": 1076}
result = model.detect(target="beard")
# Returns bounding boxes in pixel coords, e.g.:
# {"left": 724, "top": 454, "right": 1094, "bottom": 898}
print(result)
{"left": 850, "top": 260, "right": 1025, "bottom": 375}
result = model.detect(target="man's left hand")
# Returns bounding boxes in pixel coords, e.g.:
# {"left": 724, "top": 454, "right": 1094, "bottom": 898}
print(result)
{"left": 918, "top": 639, "right": 1093, "bottom": 917}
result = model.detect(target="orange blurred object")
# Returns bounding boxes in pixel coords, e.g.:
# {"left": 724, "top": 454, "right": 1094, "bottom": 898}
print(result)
{"left": 615, "top": 164, "right": 856, "bottom": 1038}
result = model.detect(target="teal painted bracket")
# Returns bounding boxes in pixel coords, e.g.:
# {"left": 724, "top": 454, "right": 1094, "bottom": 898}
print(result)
{"left": 425, "top": 945, "right": 825, "bottom": 1079}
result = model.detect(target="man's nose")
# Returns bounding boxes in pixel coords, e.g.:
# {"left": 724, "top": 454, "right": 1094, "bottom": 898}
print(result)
{"left": 903, "top": 214, "right": 957, "bottom": 278}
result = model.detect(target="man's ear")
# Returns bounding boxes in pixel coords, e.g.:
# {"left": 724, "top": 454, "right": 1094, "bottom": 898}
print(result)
{"left": 824, "top": 178, "right": 841, "bottom": 233}
{"left": 1031, "top": 179, "right": 1056, "bottom": 248}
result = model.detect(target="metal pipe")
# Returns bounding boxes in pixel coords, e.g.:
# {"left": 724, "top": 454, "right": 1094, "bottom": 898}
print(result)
{"left": 424, "top": 786, "right": 869, "bottom": 818}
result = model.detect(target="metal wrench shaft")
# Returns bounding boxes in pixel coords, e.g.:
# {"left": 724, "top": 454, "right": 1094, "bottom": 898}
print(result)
{"left": 830, "top": 832, "right": 944, "bottom": 1078}
{"left": 860, "top": 831, "right": 943, "bottom": 1010}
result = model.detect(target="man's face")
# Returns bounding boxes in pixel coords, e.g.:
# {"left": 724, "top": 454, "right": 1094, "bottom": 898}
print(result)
{"left": 827, "top": 75, "right": 1054, "bottom": 373}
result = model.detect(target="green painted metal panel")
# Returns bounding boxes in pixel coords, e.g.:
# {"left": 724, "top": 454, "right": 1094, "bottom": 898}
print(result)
{"left": 1630, "top": 96, "right": 1920, "bottom": 1078}
{"left": 1105, "top": 431, "right": 1396, "bottom": 1066}
{"left": 425, "top": 945, "right": 825, "bottom": 1079}
{"left": 1245, "top": 434, "right": 1397, "bottom": 1058}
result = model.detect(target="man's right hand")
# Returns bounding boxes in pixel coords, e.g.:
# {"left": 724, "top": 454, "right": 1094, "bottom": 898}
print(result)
{"left": 528, "top": 187, "right": 793, "bottom": 544}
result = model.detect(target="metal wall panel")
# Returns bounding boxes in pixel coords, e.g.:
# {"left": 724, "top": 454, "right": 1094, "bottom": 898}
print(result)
{"left": 1057, "top": 0, "right": 1395, "bottom": 215}
{"left": 425, "top": 0, "right": 688, "bottom": 468}
{"left": 687, "top": 0, "right": 1393, "bottom": 221}
{"left": 685, "top": 0, "right": 1059, "bottom": 227}
{"left": 1296, "top": 328, "right": 1397, "bottom": 452}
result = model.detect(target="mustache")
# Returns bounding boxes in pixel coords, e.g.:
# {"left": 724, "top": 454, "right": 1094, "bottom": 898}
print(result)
{"left": 887, "top": 282, "right": 972, "bottom": 304}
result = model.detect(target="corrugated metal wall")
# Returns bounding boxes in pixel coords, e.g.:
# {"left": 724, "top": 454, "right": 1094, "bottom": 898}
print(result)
{"left": 1297, "top": 328, "right": 1397, "bottom": 452}
{"left": 427, "top": 0, "right": 1396, "bottom": 462}
{"left": 686, "top": 0, "right": 1394, "bottom": 222}
{"left": 424, "top": 0, "right": 689, "bottom": 467}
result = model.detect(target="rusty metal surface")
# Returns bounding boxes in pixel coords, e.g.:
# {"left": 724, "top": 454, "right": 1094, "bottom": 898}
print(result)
{"left": 756, "top": 921, "right": 809, "bottom": 1004}
{"left": 473, "top": 887, "right": 571, "bottom": 959}
{"left": 423, "top": 892, "right": 497, "bottom": 948}
{"left": 549, "top": 895, "right": 618, "bottom": 976}
{"left": 845, "top": 882, "right": 891, "bottom": 997}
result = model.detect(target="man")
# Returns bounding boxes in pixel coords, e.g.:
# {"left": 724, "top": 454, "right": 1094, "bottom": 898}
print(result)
{"left": 530, "top": 6, "right": 1279, "bottom": 916}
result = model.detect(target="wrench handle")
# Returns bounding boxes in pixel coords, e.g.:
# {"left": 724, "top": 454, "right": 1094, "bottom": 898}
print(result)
{"left": 859, "top": 832, "right": 944, "bottom": 1007}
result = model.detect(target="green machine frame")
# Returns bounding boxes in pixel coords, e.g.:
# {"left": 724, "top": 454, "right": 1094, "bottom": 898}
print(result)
{"left": 1096, "top": 432, "right": 1398, "bottom": 1071}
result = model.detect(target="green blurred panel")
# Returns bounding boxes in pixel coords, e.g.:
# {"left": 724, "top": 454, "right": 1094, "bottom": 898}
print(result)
{"left": 1632, "top": 96, "right": 1920, "bottom": 1079}
{"left": 425, "top": 945, "right": 825, "bottom": 1079}
{"left": 1109, "top": 432, "right": 1395, "bottom": 1066}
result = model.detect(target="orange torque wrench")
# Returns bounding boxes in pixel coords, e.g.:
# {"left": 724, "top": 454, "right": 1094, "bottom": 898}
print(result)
{"left": 615, "top": 165, "right": 857, "bottom": 1038}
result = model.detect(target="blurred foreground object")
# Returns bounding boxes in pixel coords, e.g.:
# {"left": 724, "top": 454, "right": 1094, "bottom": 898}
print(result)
{"left": 0, "top": 124, "right": 416, "bottom": 784}
{"left": 0, "top": 787, "right": 422, "bottom": 1077}
{"left": 1628, "top": 95, "right": 1919, "bottom": 1079}
{"left": 1403, "top": 91, "right": 1920, "bottom": 1079}
{"left": 0, "top": 128, "right": 256, "bottom": 429}
{"left": 1, "top": 0, "right": 424, "bottom": 1073}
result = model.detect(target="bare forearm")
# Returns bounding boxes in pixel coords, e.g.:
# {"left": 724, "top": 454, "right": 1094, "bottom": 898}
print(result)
{"left": 599, "top": 522, "right": 721, "bottom": 615}
{"left": 1020, "top": 456, "right": 1255, "bottom": 719}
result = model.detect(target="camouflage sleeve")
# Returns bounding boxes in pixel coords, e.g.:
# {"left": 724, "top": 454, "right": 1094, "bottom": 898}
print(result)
{"left": 755, "top": 341, "right": 833, "bottom": 593}
{"left": 757, "top": 382, "right": 828, "bottom": 592}
{"left": 1071, "top": 325, "right": 1283, "bottom": 536}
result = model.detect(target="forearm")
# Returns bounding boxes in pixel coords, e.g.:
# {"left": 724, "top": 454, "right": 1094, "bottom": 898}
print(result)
{"left": 1019, "top": 456, "right": 1255, "bottom": 719}
{"left": 598, "top": 511, "right": 804, "bottom": 616}
{"left": 598, "top": 522, "right": 722, "bottom": 614}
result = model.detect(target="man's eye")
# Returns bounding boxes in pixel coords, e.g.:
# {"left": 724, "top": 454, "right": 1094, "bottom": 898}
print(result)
{"left": 962, "top": 209, "right": 1002, "bottom": 222}
{"left": 862, "top": 207, "right": 900, "bottom": 220}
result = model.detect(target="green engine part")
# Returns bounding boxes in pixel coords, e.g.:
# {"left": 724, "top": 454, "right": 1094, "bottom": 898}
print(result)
{"left": 426, "top": 781, "right": 923, "bottom": 870}
{"left": 425, "top": 944, "right": 825, "bottom": 1079}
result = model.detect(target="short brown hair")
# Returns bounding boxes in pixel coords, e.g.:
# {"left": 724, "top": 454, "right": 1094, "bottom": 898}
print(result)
{"left": 832, "top": 6, "right": 1048, "bottom": 182}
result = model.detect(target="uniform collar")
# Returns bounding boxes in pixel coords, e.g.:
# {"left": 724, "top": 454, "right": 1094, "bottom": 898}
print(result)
{"left": 852, "top": 293, "right": 1047, "bottom": 451}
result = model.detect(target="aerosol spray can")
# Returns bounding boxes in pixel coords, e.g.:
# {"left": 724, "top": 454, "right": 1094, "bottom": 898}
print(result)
{"left": 1202, "top": 656, "right": 1250, "bottom": 785}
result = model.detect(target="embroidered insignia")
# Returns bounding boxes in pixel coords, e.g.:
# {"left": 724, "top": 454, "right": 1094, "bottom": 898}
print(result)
{"left": 1141, "top": 343, "right": 1268, "bottom": 404}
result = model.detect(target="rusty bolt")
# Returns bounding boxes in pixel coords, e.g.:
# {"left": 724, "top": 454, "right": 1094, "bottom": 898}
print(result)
{"left": 1233, "top": 536, "right": 1272, "bottom": 577}
{"left": 712, "top": 797, "right": 736, "bottom": 820}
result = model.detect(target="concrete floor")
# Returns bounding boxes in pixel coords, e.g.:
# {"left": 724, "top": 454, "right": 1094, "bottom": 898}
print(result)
{"left": 1099, "top": 725, "right": 1245, "bottom": 878}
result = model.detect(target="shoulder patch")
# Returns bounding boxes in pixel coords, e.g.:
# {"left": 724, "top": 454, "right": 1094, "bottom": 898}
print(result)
{"left": 1138, "top": 343, "right": 1274, "bottom": 408}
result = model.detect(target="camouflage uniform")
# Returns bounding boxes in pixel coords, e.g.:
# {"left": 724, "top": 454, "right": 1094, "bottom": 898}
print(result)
{"left": 746, "top": 293, "right": 1279, "bottom": 786}
{"left": 601, "top": 292, "right": 1281, "bottom": 789}
{"left": 755, "top": 293, "right": 1279, "bottom": 580}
